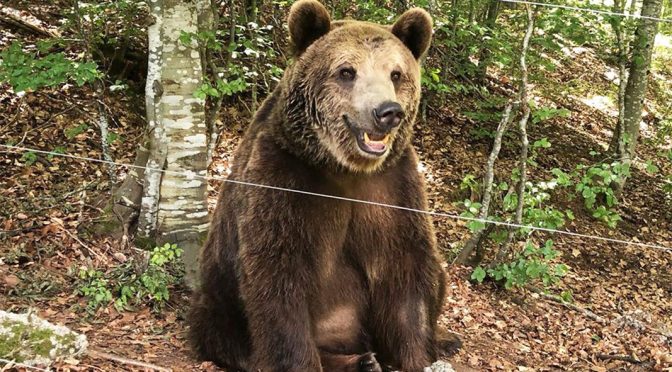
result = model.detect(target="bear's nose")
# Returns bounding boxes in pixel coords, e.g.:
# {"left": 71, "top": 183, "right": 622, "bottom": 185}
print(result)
{"left": 372, "top": 102, "right": 404, "bottom": 131}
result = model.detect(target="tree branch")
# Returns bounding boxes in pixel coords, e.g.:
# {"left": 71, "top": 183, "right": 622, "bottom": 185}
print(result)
{"left": 0, "top": 6, "right": 59, "bottom": 37}
{"left": 526, "top": 285, "right": 606, "bottom": 324}
{"left": 596, "top": 353, "right": 646, "bottom": 365}
{"left": 497, "top": 4, "right": 534, "bottom": 263}
{"left": 454, "top": 103, "right": 515, "bottom": 265}
{"left": 88, "top": 348, "right": 172, "bottom": 372}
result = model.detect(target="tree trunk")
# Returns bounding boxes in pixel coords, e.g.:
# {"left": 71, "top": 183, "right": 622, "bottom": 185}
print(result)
{"left": 137, "top": 0, "right": 166, "bottom": 242}
{"left": 135, "top": 0, "right": 211, "bottom": 287}
{"left": 450, "top": 0, "right": 459, "bottom": 35}
{"left": 454, "top": 104, "right": 514, "bottom": 265}
{"left": 476, "top": 0, "right": 501, "bottom": 80}
{"left": 99, "top": 0, "right": 213, "bottom": 287}
{"left": 497, "top": 5, "right": 534, "bottom": 264}
{"left": 612, "top": 0, "right": 662, "bottom": 192}
{"left": 608, "top": 0, "right": 630, "bottom": 154}
{"left": 247, "top": 0, "right": 259, "bottom": 112}
{"left": 455, "top": 5, "right": 535, "bottom": 266}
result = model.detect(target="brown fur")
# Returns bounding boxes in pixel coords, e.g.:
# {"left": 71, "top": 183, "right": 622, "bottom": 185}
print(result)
{"left": 188, "top": 2, "right": 458, "bottom": 371}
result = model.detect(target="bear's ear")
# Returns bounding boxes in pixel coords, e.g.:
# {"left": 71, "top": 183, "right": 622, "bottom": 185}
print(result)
{"left": 288, "top": 0, "right": 331, "bottom": 56}
{"left": 391, "top": 8, "right": 433, "bottom": 59}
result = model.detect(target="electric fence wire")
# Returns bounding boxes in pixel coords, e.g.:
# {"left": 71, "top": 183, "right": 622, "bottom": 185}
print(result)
{"left": 499, "top": 0, "right": 672, "bottom": 23}
{"left": 1, "top": 144, "right": 671, "bottom": 253}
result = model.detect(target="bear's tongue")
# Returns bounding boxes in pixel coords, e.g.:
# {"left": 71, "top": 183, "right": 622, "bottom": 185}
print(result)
{"left": 363, "top": 132, "right": 389, "bottom": 152}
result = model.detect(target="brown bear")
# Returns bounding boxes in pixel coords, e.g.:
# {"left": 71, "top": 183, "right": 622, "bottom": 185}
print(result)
{"left": 188, "top": 1, "right": 456, "bottom": 371}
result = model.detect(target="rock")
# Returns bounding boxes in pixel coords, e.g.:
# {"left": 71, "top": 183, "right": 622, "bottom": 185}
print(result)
{"left": 0, "top": 310, "right": 88, "bottom": 366}
{"left": 424, "top": 360, "right": 456, "bottom": 372}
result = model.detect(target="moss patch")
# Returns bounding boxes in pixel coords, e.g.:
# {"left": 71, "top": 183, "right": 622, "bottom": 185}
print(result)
{"left": 0, "top": 311, "right": 87, "bottom": 366}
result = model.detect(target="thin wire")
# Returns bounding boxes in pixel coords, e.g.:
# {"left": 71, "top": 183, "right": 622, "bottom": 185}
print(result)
{"left": 499, "top": 0, "right": 672, "bottom": 23}
{"left": 1, "top": 143, "right": 671, "bottom": 253}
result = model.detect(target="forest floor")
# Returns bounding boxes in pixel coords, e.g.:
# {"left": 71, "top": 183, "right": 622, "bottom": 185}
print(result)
{"left": 1, "top": 8, "right": 672, "bottom": 372}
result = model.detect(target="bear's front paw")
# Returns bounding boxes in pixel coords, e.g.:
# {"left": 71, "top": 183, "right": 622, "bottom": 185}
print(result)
{"left": 358, "top": 352, "right": 383, "bottom": 372}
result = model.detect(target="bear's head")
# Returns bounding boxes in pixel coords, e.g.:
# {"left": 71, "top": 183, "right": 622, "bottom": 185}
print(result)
{"left": 280, "top": 0, "right": 432, "bottom": 173}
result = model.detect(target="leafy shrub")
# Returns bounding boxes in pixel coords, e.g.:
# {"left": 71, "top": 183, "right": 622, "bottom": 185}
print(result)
{"left": 76, "top": 243, "right": 183, "bottom": 312}
{"left": 573, "top": 162, "right": 627, "bottom": 228}
{"left": 530, "top": 106, "right": 571, "bottom": 125}
{"left": 459, "top": 173, "right": 482, "bottom": 199}
{"left": 460, "top": 199, "right": 486, "bottom": 233}
{"left": 461, "top": 137, "right": 571, "bottom": 289}
{"left": 472, "top": 240, "right": 569, "bottom": 289}
{"left": 77, "top": 268, "right": 113, "bottom": 311}
{"left": 0, "top": 42, "right": 99, "bottom": 92}
{"left": 20, "top": 152, "right": 38, "bottom": 166}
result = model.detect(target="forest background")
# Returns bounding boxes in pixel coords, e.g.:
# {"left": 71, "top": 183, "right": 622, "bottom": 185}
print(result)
{"left": 0, "top": 0, "right": 671, "bottom": 370}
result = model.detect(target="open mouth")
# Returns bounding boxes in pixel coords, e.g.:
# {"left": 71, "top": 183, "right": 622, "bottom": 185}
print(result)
{"left": 358, "top": 131, "right": 390, "bottom": 155}
{"left": 343, "top": 116, "right": 391, "bottom": 156}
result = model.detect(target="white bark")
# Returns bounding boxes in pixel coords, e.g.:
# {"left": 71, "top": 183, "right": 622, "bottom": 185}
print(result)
{"left": 513, "top": 5, "right": 534, "bottom": 229}
{"left": 138, "top": 0, "right": 166, "bottom": 238}
{"left": 138, "top": 0, "right": 211, "bottom": 287}
{"left": 97, "top": 94, "right": 115, "bottom": 182}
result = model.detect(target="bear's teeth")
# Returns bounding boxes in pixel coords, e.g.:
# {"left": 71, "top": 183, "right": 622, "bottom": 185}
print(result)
{"left": 381, "top": 134, "right": 390, "bottom": 145}
{"left": 363, "top": 132, "right": 389, "bottom": 145}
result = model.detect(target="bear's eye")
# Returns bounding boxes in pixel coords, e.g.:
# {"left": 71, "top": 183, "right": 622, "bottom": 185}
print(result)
{"left": 339, "top": 68, "right": 356, "bottom": 81}
{"left": 391, "top": 71, "right": 402, "bottom": 82}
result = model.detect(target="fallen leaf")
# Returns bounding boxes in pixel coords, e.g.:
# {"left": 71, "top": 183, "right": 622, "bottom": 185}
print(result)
{"left": 4, "top": 274, "right": 20, "bottom": 287}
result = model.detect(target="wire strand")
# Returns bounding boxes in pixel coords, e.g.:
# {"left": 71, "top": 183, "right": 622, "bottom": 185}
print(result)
{"left": 1, "top": 144, "right": 670, "bottom": 253}
{"left": 499, "top": 0, "right": 672, "bottom": 23}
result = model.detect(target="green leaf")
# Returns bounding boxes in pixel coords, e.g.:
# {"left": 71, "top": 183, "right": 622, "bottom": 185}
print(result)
{"left": 533, "top": 138, "right": 551, "bottom": 149}
{"left": 471, "top": 267, "right": 486, "bottom": 283}
{"left": 21, "top": 151, "right": 37, "bottom": 165}
{"left": 64, "top": 124, "right": 89, "bottom": 139}
{"left": 467, "top": 220, "right": 486, "bottom": 233}
{"left": 555, "top": 264, "right": 569, "bottom": 277}
{"left": 565, "top": 210, "right": 575, "bottom": 220}
{"left": 645, "top": 160, "right": 659, "bottom": 174}
{"left": 106, "top": 132, "right": 119, "bottom": 144}
{"left": 560, "top": 290, "right": 573, "bottom": 303}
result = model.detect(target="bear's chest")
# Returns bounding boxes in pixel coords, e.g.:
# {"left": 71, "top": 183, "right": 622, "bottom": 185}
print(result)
{"left": 312, "top": 175, "right": 401, "bottom": 285}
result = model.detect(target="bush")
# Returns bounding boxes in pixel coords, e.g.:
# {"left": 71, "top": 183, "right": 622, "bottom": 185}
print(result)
{"left": 76, "top": 243, "right": 184, "bottom": 312}
{"left": 0, "top": 41, "right": 99, "bottom": 92}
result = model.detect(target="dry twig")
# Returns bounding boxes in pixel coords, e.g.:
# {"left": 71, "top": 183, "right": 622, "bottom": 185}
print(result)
{"left": 0, "top": 6, "right": 58, "bottom": 37}
{"left": 596, "top": 353, "right": 649, "bottom": 365}
{"left": 88, "top": 348, "right": 172, "bottom": 372}
{"left": 526, "top": 285, "right": 607, "bottom": 324}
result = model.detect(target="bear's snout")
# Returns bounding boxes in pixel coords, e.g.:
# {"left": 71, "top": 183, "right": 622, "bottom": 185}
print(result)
{"left": 372, "top": 101, "right": 404, "bottom": 132}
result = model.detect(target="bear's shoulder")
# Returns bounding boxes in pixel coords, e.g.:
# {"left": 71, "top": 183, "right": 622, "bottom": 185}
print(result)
{"left": 239, "top": 131, "right": 316, "bottom": 187}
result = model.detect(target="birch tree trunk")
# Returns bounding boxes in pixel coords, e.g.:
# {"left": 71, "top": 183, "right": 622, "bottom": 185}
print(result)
{"left": 612, "top": 0, "right": 663, "bottom": 192}
{"left": 137, "top": 0, "right": 211, "bottom": 287}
